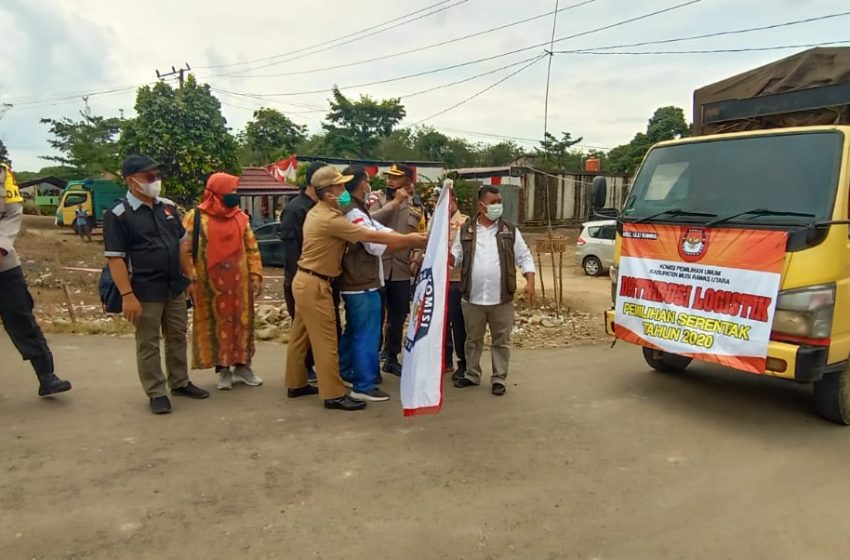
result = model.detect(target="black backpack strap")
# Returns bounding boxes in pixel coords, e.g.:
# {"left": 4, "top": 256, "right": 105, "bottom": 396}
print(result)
{"left": 192, "top": 207, "right": 201, "bottom": 263}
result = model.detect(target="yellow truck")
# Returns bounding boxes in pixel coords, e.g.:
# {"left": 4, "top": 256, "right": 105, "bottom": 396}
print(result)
{"left": 606, "top": 47, "right": 850, "bottom": 423}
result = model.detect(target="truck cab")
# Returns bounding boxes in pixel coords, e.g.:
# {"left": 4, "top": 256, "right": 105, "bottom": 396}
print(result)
{"left": 606, "top": 48, "right": 850, "bottom": 424}
{"left": 55, "top": 179, "right": 125, "bottom": 228}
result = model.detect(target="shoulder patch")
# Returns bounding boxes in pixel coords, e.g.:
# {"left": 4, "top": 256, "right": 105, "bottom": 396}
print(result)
{"left": 158, "top": 197, "right": 176, "bottom": 206}
{"left": 111, "top": 203, "right": 126, "bottom": 217}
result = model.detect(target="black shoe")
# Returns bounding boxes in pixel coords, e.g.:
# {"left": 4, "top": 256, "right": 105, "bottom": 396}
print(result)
{"left": 454, "top": 377, "right": 478, "bottom": 388}
{"left": 37, "top": 374, "right": 72, "bottom": 397}
{"left": 375, "top": 373, "right": 384, "bottom": 385}
{"left": 324, "top": 395, "right": 368, "bottom": 411}
{"left": 287, "top": 385, "right": 319, "bottom": 398}
{"left": 492, "top": 383, "right": 506, "bottom": 396}
{"left": 171, "top": 382, "right": 210, "bottom": 399}
{"left": 382, "top": 361, "right": 402, "bottom": 377}
{"left": 149, "top": 396, "right": 172, "bottom": 414}
{"left": 451, "top": 368, "right": 466, "bottom": 383}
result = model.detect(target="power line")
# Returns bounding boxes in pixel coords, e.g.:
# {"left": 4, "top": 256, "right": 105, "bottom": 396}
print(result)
{"left": 203, "top": 0, "right": 471, "bottom": 79}
{"left": 413, "top": 55, "right": 546, "bottom": 125}
{"left": 568, "top": 41, "right": 850, "bottom": 55}
{"left": 216, "top": 0, "right": 601, "bottom": 80}
{"left": 543, "top": 0, "right": 561, "bottom": 138}
{"left": 554, "top": 10, "right": 850, "bottom": 54}
{"left": 196, "top": 0, "right": 457, "bottom": 70}
{"left": 400, "top": 55, "right": 543, "bottom": 98}
{"left": 215, "top": 0, "right": 705, "bottom": 97}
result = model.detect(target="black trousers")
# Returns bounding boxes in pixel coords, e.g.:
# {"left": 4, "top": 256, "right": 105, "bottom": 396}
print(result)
{"left": 284, "top": 271, "right": 341, "bottom": 372}
{"left": 381, "top": 280, "right": 411, "bottom": 363}
{"left": 0, "top": 266, "right": 53, "bottom": 373}
{"left": 444, "top": 281, "right": 467, "bottom": 369}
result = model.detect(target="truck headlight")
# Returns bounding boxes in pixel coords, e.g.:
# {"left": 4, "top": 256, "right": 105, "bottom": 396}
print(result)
{"left": 772, "top": 284, "right": 835, "bottom": 340}
{"left": 609, "top": 265, "right": 619, "bottom": 304}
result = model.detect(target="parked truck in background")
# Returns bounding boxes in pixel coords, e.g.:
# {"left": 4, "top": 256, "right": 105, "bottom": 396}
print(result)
{"left": 606, "top": 47, "right": 850, "bottom": 423}
{"left": 54, "top": 179, "right": 125, "bottom": 229}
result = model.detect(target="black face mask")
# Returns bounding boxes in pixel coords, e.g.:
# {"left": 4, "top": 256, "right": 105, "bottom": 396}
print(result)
{"left": 222, "top": 193, "right": 240, "bottom": 208}
{"left": 386, "top": 187, "right": 396, "bottom": 200}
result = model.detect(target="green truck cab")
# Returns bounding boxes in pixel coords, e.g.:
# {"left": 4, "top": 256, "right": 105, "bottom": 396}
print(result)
{"left": 55, "top": 179, "right": 126, "bottom": 229}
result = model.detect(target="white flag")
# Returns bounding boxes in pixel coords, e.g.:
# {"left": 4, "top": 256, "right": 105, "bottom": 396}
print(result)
{"left": 401, "top": 181, "right": 452, "bottom": 415}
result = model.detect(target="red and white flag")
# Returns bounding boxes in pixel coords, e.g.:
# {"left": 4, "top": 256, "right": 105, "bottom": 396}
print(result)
{"left": 401, "top": 180, "right": 452, "bottom": 416}
{"left": 267, "top": 155, "right": 298, "bottom": 182}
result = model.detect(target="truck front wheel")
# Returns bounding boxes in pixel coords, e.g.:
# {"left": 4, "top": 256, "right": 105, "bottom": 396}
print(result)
{"left": 643, "top": 347, "right": 692, "bottom": 373}
{"left": 813, "top": 366, "right": 850, "bottom": 425}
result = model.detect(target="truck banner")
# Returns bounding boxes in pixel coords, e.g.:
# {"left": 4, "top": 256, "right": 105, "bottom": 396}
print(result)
{"left": 615, "top": 223, "right": 788, "bottom": 373}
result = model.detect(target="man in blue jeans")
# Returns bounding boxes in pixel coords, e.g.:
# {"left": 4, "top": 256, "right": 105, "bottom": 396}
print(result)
{"left": 337, "top": 166, "right": 394, "bottom": 402}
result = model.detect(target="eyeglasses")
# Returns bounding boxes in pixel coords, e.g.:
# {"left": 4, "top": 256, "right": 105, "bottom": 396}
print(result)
{"left": 137, "top": 171, "right": 161, "bottom": 182}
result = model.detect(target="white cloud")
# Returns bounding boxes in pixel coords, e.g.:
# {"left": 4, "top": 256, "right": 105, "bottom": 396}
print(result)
{"left": 1, "top": 0, "right": 848, "bottom": 169}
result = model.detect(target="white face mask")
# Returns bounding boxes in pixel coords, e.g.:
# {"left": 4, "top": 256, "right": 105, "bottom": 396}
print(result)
{"left": 135, "top": 179, "right": 162, "bottom": 199}
{"left": 485, "top": 203, "right": 503, "bottom": 221}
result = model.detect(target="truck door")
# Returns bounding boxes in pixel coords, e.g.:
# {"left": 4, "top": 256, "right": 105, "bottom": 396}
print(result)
{"left": 59, "top": 191, "right": 92, "bottom": 228}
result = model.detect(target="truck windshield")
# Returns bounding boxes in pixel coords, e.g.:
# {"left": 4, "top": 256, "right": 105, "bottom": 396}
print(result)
{"left": 622, "top": 131, "right": 845, "bottom": 225}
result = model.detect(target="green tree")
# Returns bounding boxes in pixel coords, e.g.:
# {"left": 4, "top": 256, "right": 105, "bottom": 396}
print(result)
{"left": 477, "top": 140, "right": 523, "bottom": 167}
{"left": 647, "top": 106, "right": 690, "bottom": 144}
{"left": 39, "top": 112, "right": 124, "bottom": 176}
{"left": 238, "top": 107, "right": 306, "bottom": 166}
{"left": 378, "top": 128, "right": 417, "bottom": 161}
{"left": 322, "top": 87, "right": 405, "bottom": 158}
{"left": 608, "top": 106, "right": 690, "bottom": 174}
{"left": 120, "top": 75, "right": 239, "bottom": 203}
{"left": 535, "top": 131, "right": 583, "bottom": 170}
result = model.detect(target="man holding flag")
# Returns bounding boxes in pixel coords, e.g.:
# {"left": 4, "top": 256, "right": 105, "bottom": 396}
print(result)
{"left": 450, "top": 185, "right": 536, "bottom": 396}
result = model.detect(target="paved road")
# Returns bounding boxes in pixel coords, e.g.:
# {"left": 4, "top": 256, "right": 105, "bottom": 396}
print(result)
{"left": 1, "top": 334, "right": 848, "bottom": 559}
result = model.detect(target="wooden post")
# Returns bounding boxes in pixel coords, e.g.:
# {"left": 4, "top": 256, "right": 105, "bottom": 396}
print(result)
{"left": 550, "top": 249, "right": 559, "bottom": 317}
{"left": 536, "top": 250, "right": 546, "bottom": 304}
{"left": 558, "top": 250, "right": 564, "bottom": 310}
{"left": 62, "top": 283, "right": 78, "bottom": 324}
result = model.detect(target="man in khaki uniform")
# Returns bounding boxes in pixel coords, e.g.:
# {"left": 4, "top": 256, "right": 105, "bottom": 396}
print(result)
{"left": 285, "top": 166, "right": 426, "bottom": 411}
{"left": 371, "top": 163, "right": 427, "bottom": 376}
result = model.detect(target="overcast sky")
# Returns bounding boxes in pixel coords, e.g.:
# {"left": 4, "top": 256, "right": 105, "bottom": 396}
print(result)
{"left": 1, "top": 0, "right": 848, "bottom": 170}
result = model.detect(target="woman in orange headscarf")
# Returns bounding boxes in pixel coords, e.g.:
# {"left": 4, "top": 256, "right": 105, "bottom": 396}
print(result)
{"left": 181, "top": 173, "right": 263, "bottom": 390}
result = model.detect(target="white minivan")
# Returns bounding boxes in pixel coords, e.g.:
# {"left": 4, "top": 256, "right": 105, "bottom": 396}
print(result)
{"left": 576, "top": 220, "right": 616, "bottom": 276}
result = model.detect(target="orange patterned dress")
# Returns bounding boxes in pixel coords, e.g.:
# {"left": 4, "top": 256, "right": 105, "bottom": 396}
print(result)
{"left": 184, "top": 209, "right": 262, "bottom": 370}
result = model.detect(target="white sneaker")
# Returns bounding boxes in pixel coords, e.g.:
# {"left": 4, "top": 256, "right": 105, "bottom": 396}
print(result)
{"left": 350, "top": 388, "right": 390, "bottom": 402}
{"left": 342, "top": 379, "right": 353, "bottom": 389}
{"left": 233, "top": 365, "right": 263, "bottom": 386}
{"left": 217, "top": 369, "right": 233, "bottom": 390}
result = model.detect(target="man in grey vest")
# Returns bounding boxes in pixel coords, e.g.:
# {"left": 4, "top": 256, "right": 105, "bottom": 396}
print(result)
{"left": 450, "top": 185, "right": 536, "bottom": 396}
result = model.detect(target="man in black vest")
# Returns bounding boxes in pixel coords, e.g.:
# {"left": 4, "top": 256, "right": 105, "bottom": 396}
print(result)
{"left": 450, "top": 186, "right": 536, "bottom": 396}
{"left": 104, "top": 155, "right": 209, "bottom": 414}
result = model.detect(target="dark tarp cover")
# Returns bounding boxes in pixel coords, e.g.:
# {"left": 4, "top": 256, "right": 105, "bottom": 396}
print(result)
{"left": 693, "top": 47, "right": 850, "bottom": 135}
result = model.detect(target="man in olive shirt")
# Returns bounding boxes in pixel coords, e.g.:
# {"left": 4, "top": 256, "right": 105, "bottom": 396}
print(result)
{"left": 371, "top": 164, "right": 427, "bottom": 376}
{"left": 285, "top": 166, "right": 426, "bottom": 411}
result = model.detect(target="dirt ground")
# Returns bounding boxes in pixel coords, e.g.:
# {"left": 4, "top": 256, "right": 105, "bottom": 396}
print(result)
{"left": 15, "top": 216, "right": 611, "bottom": 347}
{"left": 2, "top": 335, "right": 850, "bottom": 560}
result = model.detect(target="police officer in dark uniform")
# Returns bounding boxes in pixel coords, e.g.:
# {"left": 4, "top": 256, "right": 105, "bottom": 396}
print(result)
{"left": 104, "top": 155, "right": 209, "bottom": 414}
{"left": 371, "top": 164, "right": 427, "bottom": 376}
{"left": 0, "top": 163, "right": 72, "bottom": 397}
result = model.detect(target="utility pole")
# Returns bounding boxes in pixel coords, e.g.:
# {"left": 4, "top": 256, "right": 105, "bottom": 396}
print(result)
{"left": 156, "top": 63, "right": 191, "bottom": 88}
{"left": 82, "top": 96, "right": 91, "bottom": 118}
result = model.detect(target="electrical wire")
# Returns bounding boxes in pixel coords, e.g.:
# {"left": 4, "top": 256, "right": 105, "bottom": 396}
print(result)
{"left": 412, "top": 55, "right": 546, "bottom": 125}
{"left": 213, "top": 0, "right": 601, "bottom": 80}
{"left": 196, "top": 0, "right": 457, "bottom": 70}
{"left": 554, "top": 10, "right": 850, "bottom": 54}
{"left": 213, "top": 0, "right": 706, "bottom": 97}
{"left": 564, "top": 40, "right": 850, "bottom": 56}
{"left": 203, "top": 0, "right": 472, "bottom": 79}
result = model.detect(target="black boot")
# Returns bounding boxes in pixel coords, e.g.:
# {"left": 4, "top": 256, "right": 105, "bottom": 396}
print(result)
{"left": 31, "top": 354, "right": 72, "bottom": 397}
